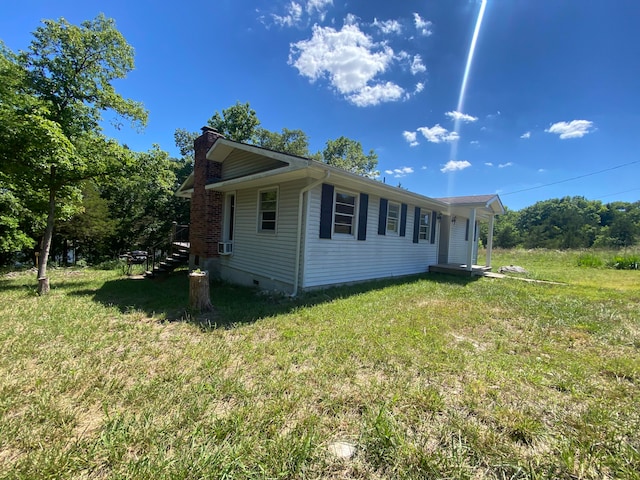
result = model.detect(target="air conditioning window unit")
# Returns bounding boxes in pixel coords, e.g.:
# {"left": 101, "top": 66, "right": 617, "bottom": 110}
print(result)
{"left": 218, "top": 242, "right": 233, "bottom": 255}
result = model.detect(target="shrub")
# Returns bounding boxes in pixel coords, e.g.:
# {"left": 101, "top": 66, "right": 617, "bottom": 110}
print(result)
{"left": 577, "top": 252, "right": 603, "bottom": 268}
{"left": 607, "top": 254, "right": 640, "bottom": 270}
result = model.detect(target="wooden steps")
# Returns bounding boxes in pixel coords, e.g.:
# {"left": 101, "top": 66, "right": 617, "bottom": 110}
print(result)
{"left": 144, "top": 243, "right": 189, "bottom": 278}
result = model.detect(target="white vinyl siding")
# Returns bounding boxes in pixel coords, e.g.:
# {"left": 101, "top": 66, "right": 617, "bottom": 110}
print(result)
{"left": 303, "top": 186, "right": 439, "bottom": 289}
{"left": 447, "top": 218, "right": 477, "bottom": 264}
{"left": 219, "top": 179, "right": 306, "bottom": 287}
{"left": 221, "top": 149, "right": 287, "bottom": 180}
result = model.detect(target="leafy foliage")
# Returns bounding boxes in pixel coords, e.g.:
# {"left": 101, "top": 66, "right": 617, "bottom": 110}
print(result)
{"left": 320, "top": 135, "right": 379, "bottom": 178}
{"left": 0, "top": 15, "right": 147, "bottom": 291}
{"left": 254, "top": 127, "right": 310, "bottom": 156}
{"left": 207, "top": 101, "right": 259, "bottom": 142}
{"left": 482, "top": 197, "right": 639, "bottom": 249}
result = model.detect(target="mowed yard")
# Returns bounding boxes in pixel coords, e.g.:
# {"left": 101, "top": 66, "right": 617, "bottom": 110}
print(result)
{"left": 0, "top": 250, "right": 638, "bottom": 479}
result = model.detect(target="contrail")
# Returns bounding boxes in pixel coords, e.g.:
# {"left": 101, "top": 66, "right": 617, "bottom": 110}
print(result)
{"left": 448, "top": 0, "right": 488, "bottom": 194}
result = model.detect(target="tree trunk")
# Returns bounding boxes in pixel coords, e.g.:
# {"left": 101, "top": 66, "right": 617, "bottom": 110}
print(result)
{"left": 189, "top": 270, "right": 212, "bottom": 312}
{"left": 37, "top": 166, "right": 57, "bottom": 295}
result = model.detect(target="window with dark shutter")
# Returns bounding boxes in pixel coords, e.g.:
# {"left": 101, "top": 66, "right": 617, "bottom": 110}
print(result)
{"left": 399, "top": 204, "right": 407, "bottom": 237}
{"left": 334, "top": 191, "right": 356, "bottom": 235}
{"left": 378, "top": 198, "right": 388, "bottom": 235}
{"left": 319, "top": 183, "right": 334, "bottom": 239}
{"left": 413, "top": 207, "right": 421, "bottom": 243}
{"left": 465, "top": 218, "right": 470, "bottom": 241}
{"left": 430, "top": 211, "right": 437, "bottom": 244}
{"left": 358, "top": 193, "right": 368, "bottom": 241}
{"left": 386, "top": 202, "right": 400, "bottom": 234}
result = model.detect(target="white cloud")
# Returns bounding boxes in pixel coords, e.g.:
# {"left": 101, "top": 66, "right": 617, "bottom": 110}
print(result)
{"left": 441, "top": 160, "right": 471, "bottom": 173}
{"left": 414, "top": 82, "right": 424, "bottom": 93}
{"left": 386, "top": 166, "right": 415, "bottom": 178}
{"left": 289, "top": 23, "right": 405, "bottom": 106}
{"left": 403, "top": 131, "right": 419, "bottom": 147}
{"left": 270, "top": 1, "right": 333, "bottom": 27}
{"left": 470, "top": 140, "right": 479, "bottom": 145}
{"left": 273, "top": 1, "right": 303, "bottom": 27}
{"left": 538, "top": 168, "right": 546, "bottom": 173}
{"left": 417, "top": 124, "right": 459, "bottom": 143}
{"left": 445, "top": 110, "right": 478, "bottom": 123}
{"left": 421, "top": 165, "right": 427, "bottom": 170}
{"left": 410, "top": 55, "right": 426, "bottom": 75}
{"left": 372, "top": 18, "right": 402, "bottom": 35}
{"left": 348, "top": 82, "right": 404, "bottom": 106}
{"left": 344, "top": 13, "right": 358, "bottom": 25}
{"left": 413, "top": 12, "right": 433, "bottom": 36}
{"left": 545, "top": 120, "right": 595, "bottom": 139}
{"left": 484, "top": 162, "right": 493, "bottom": 167}
{"left": 306, "top": 0, "right": 333, "bottom": 20}
{"left": 520, "top": 131, "right": 531, "bottom": 139}
{"left": 498, "top": 162, "right": 513, "bottom": 168}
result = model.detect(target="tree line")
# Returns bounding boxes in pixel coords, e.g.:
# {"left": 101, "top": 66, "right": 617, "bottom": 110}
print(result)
{"left": 481, "top": 196, "right": 640, "bottom": 249}
{"left": 0, "top": 15, "right": 378, "bottom": 293}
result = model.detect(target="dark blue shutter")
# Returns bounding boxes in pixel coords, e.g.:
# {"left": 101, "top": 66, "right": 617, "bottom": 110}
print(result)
{"left": 400, "top": 203, "right": 407, "bottom": 237}
{"left": 378, "top": 198, "right": 388, "bottom": 235}
{"left": 319, "top": 183, "right": 334, "bottom": 239}
{"left": 474, "top": 221, "right": 478, "bottom": 241}
{"left": 413, "top": 207, "right": 421, "bottom": 243}
{"left": 357, "top": 193, "right": 368, "bottom": 241}
{"left": 430, "top": 211, "right": 437, "bottom": 244}
{"left": 465, "top": 218, "right": 470, "bottom": 241}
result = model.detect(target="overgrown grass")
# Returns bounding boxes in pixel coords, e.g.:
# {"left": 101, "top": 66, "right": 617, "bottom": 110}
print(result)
{"left": 0, "top": 251, "right": 639, "bottom": 479}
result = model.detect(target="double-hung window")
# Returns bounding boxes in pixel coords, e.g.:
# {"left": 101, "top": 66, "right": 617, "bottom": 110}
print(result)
{"left": 386, "top": 202, "right": 400, "bottom": 234}
{"left": 419, "top": 211, "right": 430, "bottom": 240}
{"left": 334, "top": 191, "right": 356, "bottom": 235}
{"left": 258, "top": 188, "right": 278, "bottom": 232}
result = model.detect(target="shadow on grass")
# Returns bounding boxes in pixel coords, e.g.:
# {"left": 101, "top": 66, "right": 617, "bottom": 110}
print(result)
{"left": 69, "top": 270, "right": 478, "bottom": 329}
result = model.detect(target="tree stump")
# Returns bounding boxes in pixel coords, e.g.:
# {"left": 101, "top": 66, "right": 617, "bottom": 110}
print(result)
{"left": 189, "top": 270, "right": 212, "bottom": 312}
{"left": 37, "top": 277, "right": 50, "bottom": 295}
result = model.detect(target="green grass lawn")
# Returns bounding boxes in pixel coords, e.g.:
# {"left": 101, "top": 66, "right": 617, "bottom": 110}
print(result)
{"left": 1, "top": 250, "right": 639, "bottom": 479}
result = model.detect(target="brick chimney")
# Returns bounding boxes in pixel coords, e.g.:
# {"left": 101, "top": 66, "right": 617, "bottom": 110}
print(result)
{"left": 189, "top": 126, "right": 225, "bottom": 272}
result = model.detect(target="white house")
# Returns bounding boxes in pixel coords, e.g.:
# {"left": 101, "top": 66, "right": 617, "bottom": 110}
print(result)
{"left": 176, "top": 127, "right": 504, "bottom": 295}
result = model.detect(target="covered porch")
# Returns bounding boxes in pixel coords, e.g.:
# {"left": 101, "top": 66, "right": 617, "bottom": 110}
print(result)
{"left": 435, "top": 194, "right": 505, "bottom": 274}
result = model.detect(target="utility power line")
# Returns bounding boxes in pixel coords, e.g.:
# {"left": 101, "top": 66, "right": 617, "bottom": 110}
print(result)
{"left": 502, "top": 159, "right": 640, "bottom": 196}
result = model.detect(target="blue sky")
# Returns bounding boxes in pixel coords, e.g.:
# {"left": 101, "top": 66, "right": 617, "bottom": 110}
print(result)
{"left": 1, "top": 0, "right": 639, "bottom": 210}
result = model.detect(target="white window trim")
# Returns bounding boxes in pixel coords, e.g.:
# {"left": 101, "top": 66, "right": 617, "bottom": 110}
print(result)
{"left": 386, "top": 201, "right": 400, "bottom": 236}
{"left": 223, "top": 191, "right": 236, "bottom": 243}
{"left": 419, "top": 210, "right": 431, "bottom": 241}
{"left": 333, "top": 189, "right": 358, "bottom": 237}
{"left": 257, "top": 186, "right": 279, "bottom": 234}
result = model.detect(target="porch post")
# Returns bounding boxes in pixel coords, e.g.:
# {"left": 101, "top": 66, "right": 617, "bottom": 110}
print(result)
{"left": 466, "top": 208, "right": 476, "bottom": 271}
{"left": 486, "top": 214, "right": 495, "bottom": 268}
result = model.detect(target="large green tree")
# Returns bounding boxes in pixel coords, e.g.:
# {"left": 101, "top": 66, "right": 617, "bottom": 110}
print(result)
{"left": 0, "top": 15, "right": 147, "bottom": 293}
{"left": 254, "top": 127, "right": 310, "bottom": 156}
{"left": 320, "top": 136, "right": 379, "bottom": 178}
{"left": 100, "top": 145, "right": 186, "bottom": 254}
{"left": 208, "top": 101, "right": 259, "bottom": 143}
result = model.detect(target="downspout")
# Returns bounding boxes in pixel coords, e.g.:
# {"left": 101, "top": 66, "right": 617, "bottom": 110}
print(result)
{"left": 291, "top": 170, "right": 330, "bottom": 297}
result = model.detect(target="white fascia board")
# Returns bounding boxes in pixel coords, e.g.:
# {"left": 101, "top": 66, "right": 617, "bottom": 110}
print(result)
{"left": 306, "top": 163, "right": 449, "bottom": 210}
{"left": 175, "top": 172, "right": 195, "bottom": 198}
